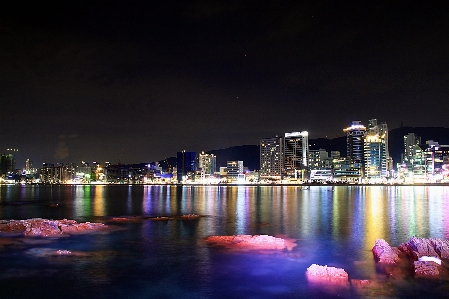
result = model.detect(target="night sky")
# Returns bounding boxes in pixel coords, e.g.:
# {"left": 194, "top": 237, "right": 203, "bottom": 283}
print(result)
{"left": 1, "top": 1, "right": 449, "bottom": 167}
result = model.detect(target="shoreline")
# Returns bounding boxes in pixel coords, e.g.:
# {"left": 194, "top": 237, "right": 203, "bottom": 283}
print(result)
{"left": 2, "top": 182, "right": 449, "bottom": 187}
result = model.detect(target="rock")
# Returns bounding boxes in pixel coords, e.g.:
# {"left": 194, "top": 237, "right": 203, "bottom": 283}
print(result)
{"left": 372, "top": 239, "right": 400, "bottom": 264}
{"left": 430, "top": 238, "right": 449, "bottom": 259}
{"left": 399, "top": 236, "right": 439, "bottom": 260}
{"left": 180, "top": 214, "right": 200, "bottom": 219}
{"left": 24, "top": 219, "right": 63, "bottom": 237}
{"left": 205, "top": 234, "right": 296, "bottom": 251}
{"left": 0, "top": 218, "right": 108, "bottom": 237}
{"left": 306, "top": 264, "right": 349, "bottom": 285}
{"left": 414, "top": 261, "right": 440, "bottom": 276}
{"left": 350, "top": 279, "right": 370, "bottom": 288}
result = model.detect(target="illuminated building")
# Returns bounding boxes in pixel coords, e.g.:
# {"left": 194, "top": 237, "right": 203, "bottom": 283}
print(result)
{"left": 403, "top": 133, "right": 421, "bottom": 164}
{"left": 198, "top": 152, "right": 216, "bottom": 175}
{"left": 423, "top": 142, "right": 449, "bottom": 182}
{"left": 308, "top": 148, "right": 330, "bottom": 169}
{"left": 399, "top": 133, "right": 425, "bottom": 182}
{"left": 260, "top": 136, "right": 283, "bottom": 180}
{"left": 364, "top": 119, "right": 388, "bottom": 180}
{"left": 176, "top": 151, "right": 196, "bottom": 182}
{"left": 226, "top": 160, "right": 244, "bottom": 182}
{"left": 343, "top": 121, "right": 366, "bottom": 180}
{"left": 283, "top": 131, "right": 309, "bottom": 180}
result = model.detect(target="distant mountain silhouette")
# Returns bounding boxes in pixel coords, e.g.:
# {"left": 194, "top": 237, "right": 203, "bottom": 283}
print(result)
{"left": 158, "top": 127, "right": 449, "bottom": 171}
{"left": 207, "top": 145, "right": 260, "bottom": 170}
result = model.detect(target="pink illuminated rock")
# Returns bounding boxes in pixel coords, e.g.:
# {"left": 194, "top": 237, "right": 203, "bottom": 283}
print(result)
{"left": 372, "top": 239, "right": 400, "bottom": 264}
{"left": 0, "top": 218, "right": 108, "bottom": 237}
{"left": 205, "top": 234, "right": 296, "bottom": 251}
{"left": 24, "top": 219, "right": 62, "bottom": 236}
{"left": 180, "top": 214, "right": 200, "bottom": 219}
{"left": 306, "top": 264, "right": 349, "bottom": 285}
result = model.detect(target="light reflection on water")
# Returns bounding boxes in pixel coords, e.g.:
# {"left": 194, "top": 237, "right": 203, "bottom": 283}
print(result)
{"left": 1, "top": 185, "right": 449, "bottom": 298}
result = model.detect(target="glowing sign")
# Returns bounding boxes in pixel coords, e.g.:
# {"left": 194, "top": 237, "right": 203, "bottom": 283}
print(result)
{"left": 285, "top": 131, "right": 308, "bottom": 137}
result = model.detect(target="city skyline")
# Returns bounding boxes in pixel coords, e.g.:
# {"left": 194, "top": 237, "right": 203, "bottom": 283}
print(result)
{"left": 1, "top": 1, "right": 449, "bottom": 165}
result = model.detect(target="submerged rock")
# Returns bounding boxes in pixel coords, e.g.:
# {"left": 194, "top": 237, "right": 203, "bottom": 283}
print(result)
{"left": 205, "top": 234, "right": 296, "bottom": 251}
{"left": 0, "top": 218, "right": 108, "bottom": 237}
{"left": 372, "top": 239, "right": 400, "bottom": 264}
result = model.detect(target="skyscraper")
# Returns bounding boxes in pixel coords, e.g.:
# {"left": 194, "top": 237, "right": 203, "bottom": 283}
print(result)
{"left": 364, "top": 119, "right": 388, "bottom": 180}
{"left": 198, "top": 152, "right": 216, "bottom": 175}
{"left": 343, "top": 121, "right": 366, "bottom": 179}
{"left": 403, "top": 133, "right": 421, "bottom": 164}
{"left": 283, "top": 131, "right": 308, "bottom": 180}
{"left": 260, "top": 136, "right": 283, "bottom": 180}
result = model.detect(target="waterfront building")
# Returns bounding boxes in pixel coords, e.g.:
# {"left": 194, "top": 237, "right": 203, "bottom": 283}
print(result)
{"left": 364, "top": 119, "right": 388, "bottom": 181}
{"left": 309, "top": 148, "right": 330, "bottom": 169}
{"left": 198, "top": 152, "right": 216, "bottom": 181}
{"left": 283, "top": 131, "right": 309, "bottom": 181}
{"left": 226, "top": 160, "right": 244, "bottom": 182}
{"left": 423, "top": 142, "right": 449, "bottom": 182}
{"left": 398, "top": 133, "right": 424, "bottom": 182}
{"left": 176, "top": 151, "right": 196, "bottom": 182}
{"left": 343, "top": 121, "right": 366, "bottom": 181}
{"left": 260, "top": 136, "right": 283, "bottom": 180}
{"left": 403, "top": 133, "right": 421, "bottom": 164}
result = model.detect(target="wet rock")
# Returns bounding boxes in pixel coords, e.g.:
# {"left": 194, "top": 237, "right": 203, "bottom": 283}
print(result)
{"left": 399, "top": 236, "right": 439, "bottom": 260}
{"left": 180, "top": 214, "right": 200, "bottom": 219}
{"left": 430, "top": 238, "right": 449, "bottom": 259}
{"left": 0, "top": 218, "right": 108, "bottom": 237}
{"left": 372, "top": 239, "right": 400, "bottom": 264}
{"left": 306, "top": 264, "right": 349, "bottom": 285}
{"left": 414, "top": 260, "right": 440, "bottom": 276}
{"left": 24, "top": 219, "right": 62, "bottom": 236}
{"left": 205, "top": 234, "right": 296, "bottom": 251}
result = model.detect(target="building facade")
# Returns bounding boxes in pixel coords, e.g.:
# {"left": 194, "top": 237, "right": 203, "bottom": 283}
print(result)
{"left": 364, "top": 119, "right": 388, "bottom": 180}
{"left": 260, "top": 136, "right": 283, "bottom": 180}
{"left": 283, "top": 131, "right": 309, "bottom": 180}
{"left": 343, "top": 121, "right": 366, "bottom": 180}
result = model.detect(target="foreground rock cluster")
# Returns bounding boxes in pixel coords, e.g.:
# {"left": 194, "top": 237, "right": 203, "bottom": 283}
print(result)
{"left": 305, "top": 236, "right": 449, "bottom": 291}
{"left": 372, "top": 236, "right": 449, "bottom": 276}
{"left": 0, "top": 218, "right": 108, "bottom": 237}
{"left": 205, "top": 234, "right": 297, "bottom": 251}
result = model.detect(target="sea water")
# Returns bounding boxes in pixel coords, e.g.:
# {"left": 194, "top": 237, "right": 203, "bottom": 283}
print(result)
{"left": 1, "top": 184, "right": 449, "bottom": 298}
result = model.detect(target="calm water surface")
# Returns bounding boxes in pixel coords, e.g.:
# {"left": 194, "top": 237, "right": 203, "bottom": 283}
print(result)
{"left": 1, "top": 185, "right": 449, "bottom": 298}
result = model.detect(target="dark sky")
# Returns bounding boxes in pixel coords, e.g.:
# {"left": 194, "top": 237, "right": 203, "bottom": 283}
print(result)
{"left": 1, "top": 1, "right": 449, "bottom": 167}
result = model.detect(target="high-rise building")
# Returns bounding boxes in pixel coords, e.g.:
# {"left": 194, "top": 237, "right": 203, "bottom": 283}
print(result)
{"left": 364, "top": 119, "right": 389, "bottom": 180}
{"left": 260, "top": 136, "right": 283, "bottom": 179}
{"left": 283, "top": 131, "right": 308, "bottom": 180}
{"left": 198, "top": 152, "right": 216, "bottom": 175}
{"left": 176, "top": 151, "right": 196, "bottom": 182}
{"left": 403, "top": 133, "right": 421, "bottom": 164}
{"left": 343, "top": 121, "right": 366, "bottom": 180}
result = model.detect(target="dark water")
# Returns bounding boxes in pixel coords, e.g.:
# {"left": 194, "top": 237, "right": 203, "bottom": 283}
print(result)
{"left": 1, "top": 185, "right": 449, "bottom": 298}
